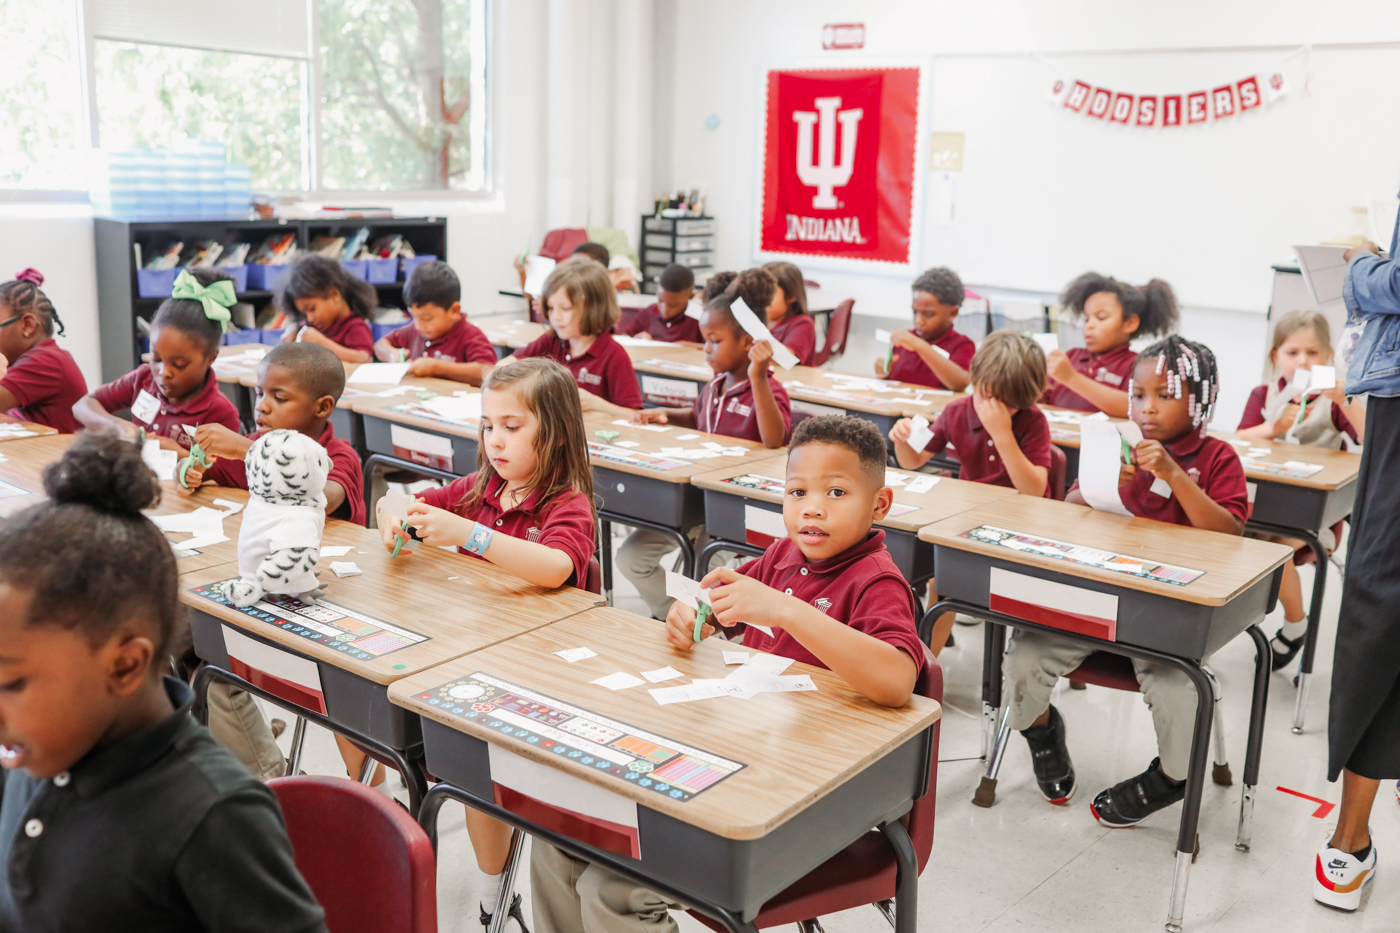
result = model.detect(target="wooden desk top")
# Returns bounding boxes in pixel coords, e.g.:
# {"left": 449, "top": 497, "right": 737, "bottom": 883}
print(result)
{"left": 1038, "top": 407, "right": 1126, "bottom": 450}
{"left": 583, "top": 411, "right": 785, "bottom": 483}
{"left": 690, "top": 455, "right": 1020, "bottom": 533}
{"left": 777, "top": 368, "right": 960, "bottom": 418}
{"left": 345, "top": 379, "right": 481, "bottom": 434}
{"left": 626, "top": 344, "right": 713, "bottom": 381}
{"left": 147, "top": 484, "right": 250, "bottom": 573}
{"left": 917, "top": 496, "right": 1291, "bottom": 606}
{"left": 1210, "top": 432, "right": 1361, "bottom": 491}
{"left": 180, "top": 521, "right": 604, "bottom": 685}
{"left": 0, "top": 418, "right": 58, "bottom": 437}
{"left": 0, "top": 434, "right": 74, "bottom": 517}
{"left": 212, "top": 344, "right": 277, "bottom": 385}
{"left": 388, "top": 605, "right": 941, "bottom": 839}
{"left": 479, "top": 318, "right": 549, "bottom": 349}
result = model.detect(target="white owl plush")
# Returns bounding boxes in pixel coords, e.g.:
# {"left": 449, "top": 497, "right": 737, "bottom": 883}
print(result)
{"left": 220, "top": 429, "right": 332, "bottom": 608}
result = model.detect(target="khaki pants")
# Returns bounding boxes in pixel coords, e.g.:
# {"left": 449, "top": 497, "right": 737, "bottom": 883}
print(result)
{"left": 206, "top": 681, "right": 287, "bottom": 781}
{"left": 1003, "top": 630, "right": 1199, "bottom": 780}
{"left": 531, "top": 841, "right": 679, "bottom": 933}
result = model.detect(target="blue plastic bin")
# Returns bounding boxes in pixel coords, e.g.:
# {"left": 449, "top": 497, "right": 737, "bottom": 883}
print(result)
{"left": 247, "top": 264, "right": 292, "bottom": 291}
{"left": 223, "top": 328, "right": 265, "bottom": 346}
{"left": 341, "top": 259, "right": 368, "bottom": 280}
{"left": 137, "top": 268, "right": 177, "bottom": 298}
{"left": 401, "top": 254, "right": 437, "bottom": 281}
{"left": 365, "top": 257, "right": 398, "bottom": 284}
{"left": 219, "top": 264, "right": 249, "bottom": 293}
{"left": 371, "top": 322, "right": 403, "bottom": 341}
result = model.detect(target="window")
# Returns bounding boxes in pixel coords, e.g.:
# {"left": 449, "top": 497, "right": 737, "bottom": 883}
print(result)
{"left": 0, "top": 0, "right": 87, "bottom": 190}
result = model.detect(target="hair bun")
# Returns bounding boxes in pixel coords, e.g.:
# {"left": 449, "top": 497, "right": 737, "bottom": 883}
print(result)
{"left": 43, "top": 432, "right": 161, "bottom": 517}
{"left": 14, "top": 268, "right": 44, "bottom": 287}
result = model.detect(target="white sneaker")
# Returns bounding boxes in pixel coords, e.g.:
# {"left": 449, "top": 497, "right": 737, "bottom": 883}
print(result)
{"left": 1314, "top": 842, "right": 1377, "bottom": 911}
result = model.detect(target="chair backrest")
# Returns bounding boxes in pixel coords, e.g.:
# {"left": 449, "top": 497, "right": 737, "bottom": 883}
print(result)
{"left": 1047, "top": 443, "right": 1067, "bottom": 500}
{"left": 907, "top": 650, "right": 943, "bottom": 873}
{"left": 584, "top": 556, "right": 603, "bottom": 595}
{"left": 810, "top": 298, "right": 855, "bottom": 367}
{"left": 268, "top": 775, "right": 437, "bottom": 933}
{"left": 537, "top": 228, "right": 588, "bottom": 261}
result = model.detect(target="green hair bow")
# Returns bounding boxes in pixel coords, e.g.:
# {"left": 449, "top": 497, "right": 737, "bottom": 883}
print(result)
{"left": 172, "top": 269, "right": 236, "bottom": 330}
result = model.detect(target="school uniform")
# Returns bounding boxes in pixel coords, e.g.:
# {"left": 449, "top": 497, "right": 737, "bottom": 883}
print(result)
{"left": 886, "top": 328, "right": 976, "bottom": 389}
{"left": 416, "top": 471, "right": 596, "bottom": 587}
{"left": 1007, "top": 429, "right": 1249, "bottom": 780}
{"left": 0, "top": 338, "right": 87, "bottom": 433}
{"left": 384, "top": 318, "right": 497, "bottom": 366}
{"left": 769, "top": 312, "right": 817, "bottom": 366}
{"left": 0, "top": 676, "right": 326, "bottom": 933}
{"left": 313, "top": 314, "right": 374, "bottom": 358}
{"left": 620, "top": 372, "right": 794, "bottom": 618}
{"left": 517, "top": 331, "right": 644, "bottom": 409}
{"left": 618, "top": 304, "right": 702, "bottom": 343}
{"left": 921, "top": 395, "right": 1053, "bottom": 495}
{"left": 204, "top": 423, "right": 366, "bottom": 526}
{"left": 1237, "top": 376, "right": 1359, "bottom": 447}
{"left": 1042, "top": 344, "right": 1137, "bottom": 412}
{"left": 92, "top": 365, "right": 241, "bottom": 448}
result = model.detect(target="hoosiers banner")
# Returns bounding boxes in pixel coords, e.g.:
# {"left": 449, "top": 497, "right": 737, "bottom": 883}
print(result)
{"left": 759, "top": 65, "right": 923, "bottom": 268}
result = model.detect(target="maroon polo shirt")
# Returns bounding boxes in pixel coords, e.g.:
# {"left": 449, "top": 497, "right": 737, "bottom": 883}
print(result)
{"left": 1236, "top": 377, "right": 1359, "bottom": 443}
{"left": 203, "top": 423, "right": 365, "bottom": 525}
{"left": 1042, "top": 344, "right": 1137, "bottom": 412}
{"left": 385, "top": 318, "right": 497, "bottom": 366}
{"left": 314, "top": 314, "right": 375, "bottom": 358}
{"left": 415, "top": 471, "right": 596, "bottom": 587}
{"left": 517, "top": 331, "right": 644, "bottom": 409}
{"left": 1069, "top": 430, "right": 1249, "bottom": 528}
{"left": 769, "top": 313, "right": 817, "bottom": 367}
{"left": 619, "top": 304, "right": 702, "bottom": 343}
{"left": 1, "top": 338, "right": 87, "bottom": 433}
{"left": 693, "top": 373, "right": 792, "bottom": 445}
{"left": 922, "top": 396, "right": 1052, "bottom": 496}
{"left": 724, "top": 531, "right": 926, "bottom": 675}
{"left": 92, "top": 365, "right": 240, "bottom": 448}
{"left": 886, "top": 327, "right": 976, "bottom": 389}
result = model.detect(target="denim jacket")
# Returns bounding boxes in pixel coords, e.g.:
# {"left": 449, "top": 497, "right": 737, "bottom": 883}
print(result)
{"left": 1343, "top": 196, "right": 1400, "bottom": 397}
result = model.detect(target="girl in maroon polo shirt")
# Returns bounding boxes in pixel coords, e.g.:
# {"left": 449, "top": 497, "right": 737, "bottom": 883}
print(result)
{"left": 877, "top": 266, "right": 975, "bottom": 391}
{"left": 763, "top": 261, "right": 817, "bottom": 366}
{"left": 279, "top": 254, "right": 376, "bottom": 363}
{"left": 75, "top": 268, "right": 241, "bottom": 450}
{"left": 1043, "top": 272, "right": 1178, "bottom": 416}
{"left": 0, "top": 268, "right": 86, "bottom": 434}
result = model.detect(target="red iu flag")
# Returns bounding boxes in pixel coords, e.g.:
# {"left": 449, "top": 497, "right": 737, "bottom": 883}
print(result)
{"left": 760, "top": 66, "right": 921, "bottom": 265}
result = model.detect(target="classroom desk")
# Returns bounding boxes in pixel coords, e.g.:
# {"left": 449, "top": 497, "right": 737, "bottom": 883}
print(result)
{"left": 234, "top": 357, "right": 369, "bottom": 451}
{"left": 0, "top": 418, "right": 57, "bottom": 436}
{"left": 625, "top": 344, "right": 713, "bottom": 407}
{"left": 690, "top": 456, "right": 1019, "bottom": 594}
{"left": 918, "top": 497, "right": 1290, "bottom": 932}
{"left": 211, "top": 344, "right": 277, "bottom": 430}
{"left": 479, "top": 317, "right": 550, "bottom": 353}
{"left": 389, "top": 605, "right": 941, "bottom": 933}
{"left": 0, "top": 434, "right": 74, "bottom": 518}
{"left": 581, "top": 411, "right": 786, "bottom": 597}
{"left": 183, "top": 519, "right": 604, "bottom": 810}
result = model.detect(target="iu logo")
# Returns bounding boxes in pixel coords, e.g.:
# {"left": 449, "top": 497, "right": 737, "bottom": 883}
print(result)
{"left": 792, "top": 97, "right": 863, "bottom": 209}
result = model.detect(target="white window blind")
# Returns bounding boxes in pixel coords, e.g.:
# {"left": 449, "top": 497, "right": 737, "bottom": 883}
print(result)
{"left": 88, "top": 0, "right": 310, "bottom": 59}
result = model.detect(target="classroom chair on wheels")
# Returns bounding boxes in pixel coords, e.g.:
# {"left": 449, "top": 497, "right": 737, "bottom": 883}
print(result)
{"left": 269, "top": 775, "right": 438, "bottom": 933}
{"left": 809, "top": 299, "right": 854, "bottom": 367}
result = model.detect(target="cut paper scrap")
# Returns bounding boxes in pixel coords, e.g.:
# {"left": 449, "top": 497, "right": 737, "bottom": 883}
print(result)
{"left": 553, "top": 647, "right": 597, "bottom": 663}
{"left": 347, "top": 362, "right": 411, "bottom": 385}
{"left": 723, "top": 651, "right": 751, "bottom": 666}
{"left": 675, "top": 433, "right": 699, "bottom": 440}
{"left": 1077, "top": 419, "right": 1133, "bottom": 517}
{"left": 421, "top": 393, "right": 482, "bottom": 421}
{"left": 614, "top": 440, "right": 641, "bottom": 448}
{"left": 730, "top": 296, "right": 799, "bottom": 370}
{"left": 905, "top": 475, "right": 939, "bottom": 494}
{"left": 590, "top": 672, "right": 645, "bottom": 690}
{"left": 641, "top": 667, "right": 683, "bottom": 683}
{"left": 142, "top": 439, "right": 178, "bottom": 481}
{"left": 320, "top": 545, "right": 355, "bottom": 557}
{"left": 650, "top": 683, "right": 725, "bottom": 705}
{"left": 665, "top": 570, "right": 712, "bottom": 612}
{"left": 329, "top": 561, "right": 362, "bottom": 578}
{"left": 613, "top": 419, "right": 671, "bottom": 433}
{"left": 1031, "top": 332, "right": 1059, "bottom": 353}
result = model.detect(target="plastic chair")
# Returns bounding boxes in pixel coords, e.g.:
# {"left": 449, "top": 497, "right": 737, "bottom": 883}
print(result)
{"left": 1046, "top": 444, "right": 1067, "bottom": 500}
{"left": 693, "top": 654, "right": 942, "bottom": 932}
{"left": 268, "top": 775, "right": 437, "bottom": 933}
{"left": 809, "top": 299, "right": 854, "bottom": 367}
{"left": 584, "top": 556, "right": 603, "bottom": 595}
{"left": 538, "top": 228, "right": 589, "bottom": 261}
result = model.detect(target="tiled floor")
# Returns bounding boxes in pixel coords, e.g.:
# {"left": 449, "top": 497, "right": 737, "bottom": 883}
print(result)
{"left": 265, "top": 535, "right": 1399, "bottom": 933}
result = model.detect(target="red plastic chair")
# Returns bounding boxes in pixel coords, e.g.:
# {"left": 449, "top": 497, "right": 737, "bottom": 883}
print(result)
{"left": 809, "top": 299, "right": 854, "bottom": 367}
{"left": 268, "top": 775, "right": 437, "bottom": 933}
{"left": 584, "top": 556, "right": 603, "bottom": 595}
{"left": 538, "top": 228, "right": 589, "bottom": 261}
{"left": 1046, "top": 444, "right": 1067, "bottom": 500}
{"left": 694, "top": 653, "right": 942, "bottom": 931}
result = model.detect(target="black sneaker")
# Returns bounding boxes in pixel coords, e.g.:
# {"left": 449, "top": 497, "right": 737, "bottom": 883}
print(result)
{"left": 1090, "top": 758, "right": 1186, "bottom": 827}
{"left": 481, "top": 893, "right": 530, "bottom": 933}
{"left": 1021, "top": 705, "right": 1076, "bottom": 804}
{"left": 1270, "top": 628, "right": 1305, "bottom": 671}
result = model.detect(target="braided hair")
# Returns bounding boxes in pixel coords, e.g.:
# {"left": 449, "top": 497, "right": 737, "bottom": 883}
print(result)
{"left": 1133, "top": 335, "right": 1220, "bottom": 432}
{"left": 0, "top": 268, "right": 64, "bottom": 336}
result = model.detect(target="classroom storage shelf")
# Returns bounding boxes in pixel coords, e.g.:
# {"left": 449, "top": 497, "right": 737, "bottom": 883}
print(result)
{"left": 639, "top": 215, "right": 714, "bottom": 294}
{"left": 94, "top": 216, "right": 447, "bottom": 383}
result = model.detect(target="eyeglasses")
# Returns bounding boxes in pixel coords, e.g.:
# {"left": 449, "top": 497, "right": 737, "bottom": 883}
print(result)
{"left": 0, "top": 316, "right": 20, "bottom": 328}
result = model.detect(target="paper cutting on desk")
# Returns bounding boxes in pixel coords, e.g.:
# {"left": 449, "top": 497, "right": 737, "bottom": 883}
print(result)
{"left": 730, "top": 297, "right": 799, "bottom": 370}
{"left": 611, "top": 419, "right": 671, "bottom": 433}
{"left": 320, "top": 545, "right": 354, "bottom": 557}
{"left": 554, "top": 646, "right": 598, "bottom": 663}
{"left": 675, "top": 433, "right": 699, "bottom": 440}
{"left": 346, "top": 362, "right": 412, "bottom": 385}
{"left": 329, "top": 561, "right": 362, "bottom": 578}
{"left": 0, "top": 479, "right": 30, "bottom": 499}
{"left": 641, "top": 666, "right": 683, "bottom": 683}
{"left": 905, "top": 474, "right": 939, "bottom": 494}
{"left": 958, "top": 525, "right": 1206, "bottom": 585}
{"left": 590, "top": 672, "right": 646, "bottom": 690}
{"left": 614, "top": 439, "right": 641, "bottom": 448}
{"left": 151, "top": 501, "right": 241, "bottom": 551}
{"left": 723, "top": 651, "right": 750, "bottom": 666}
{"left": 1077, "top": 420, "right": 1133, "bottom": 517}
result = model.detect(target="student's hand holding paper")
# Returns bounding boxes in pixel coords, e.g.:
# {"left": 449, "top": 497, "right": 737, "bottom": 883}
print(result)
{"left": 1117, "top": 460, "right": 1138, "bottom": 488}
{"left": 701, "top": 567, "right": 787, "bottom": 632}
{"left": 405, "top": 500, "right": 474, "bottom": 549}
{"left": 195, "top": 423, "right": 249, "bottom": 460}
{"left": 175, "top": 462, "right": 206, "bottom": 496}
{"left": 747, "top": 338, "right": 774, "bottom": 379}
{"left": 1343, "top": 240, "right": 1382, "bottom": 262}
{"left": 1270, "top": 401, "right": 1301, "bottom": 438}
{"left": 1132, "top": 440, "right": 1181, "bottom": 485}
{"left": 296, "top": 326, "right": 332, "bottom": 349}
{"left": 890, "top": 329, "right": 923, "bottom": 351}
{"left": 664, "top": 600, "right": 710, "bottom": 651}
{"left": 406, "top": 357, "right": 442, "bottom": 378}
{"left": 889, "top": 418, "right": 914, "bottom": 444}
{"left": 873, "top": 355, "right": 889, "bottom": 378}
{"left": 1045, "top": 349, "right": 1075, "bottom": 384}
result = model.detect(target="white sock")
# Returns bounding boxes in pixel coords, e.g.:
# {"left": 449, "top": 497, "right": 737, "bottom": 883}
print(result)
{"left": 1278, "top": 618, "right": 1307, "bottom": 642}
{"left": 477, "top": 868, "right": 504, "bottom": 914}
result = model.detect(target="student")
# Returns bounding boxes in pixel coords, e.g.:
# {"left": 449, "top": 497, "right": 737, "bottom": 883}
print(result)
{"left": 572, "top": 242, "right": 610, "bottom": 267}
{"left": 763, "top": 261, "right": 817, "bottom": 366}
{"left": 618, "top": 264, "right": 700, "bottom": 343}
{"left": 890, "top": 331, "right": 1053, "bottom": 653}
{"left": 532, "top": 415, "right": 926, "bottom": 933}
{"left": 1007, "top": 336, "right": 1246, "bottom": 823}
{"left": 702, "top": 271, "right": 736, "bottom": 303}
{"left": 0, "top": 432, "right": 326, "bottom": 932}
{"left": 380, "top": 357, "right": 594, "bottom": 931}
{"left": 615, "top": 293, "right": 793, "bottom": 617}
{"left": 74, "top": 268, "right": 241, "bottom": 449}
{"left": 1235, "top": 309, "right": 1365, "bottom": 670}
{"left": 1043, "top": 272, "right": 1178, "bottom": 417}
{"left": 279, "top": 254, "right": 377, "bottom": 363}
{"left": 0, "top": 268, "right": 86, "bottom": 433}
{"left": 507, "top": 256, "right": 644, "bottom": 410}
{"left": 373, "top": 259, "right": 496, "bottom": 385}
{"left": 877, "top": 266, "right": 974, "bottom": 391}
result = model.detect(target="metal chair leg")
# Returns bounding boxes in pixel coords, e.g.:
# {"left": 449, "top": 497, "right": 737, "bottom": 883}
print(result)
{"left": 286, "top": 716, "right": 308, "bottom": 775}
{"left": 1203, "top": 666, "right": 1232, "bottom": 787}
{"left": 973, "top": 706, "right": 1012, "bottom": 808}
{"left": 486, "top": 829, "right": 528, "bottom": 933}
{"left": 357, "top": 753, "right": 379, "bottom": 784}
{"left": 873, "top": 900, "right": 895, "bottom": 929}
{"left": 1237, "top": 625, "right": 1271, "bottom": 852}
{"left": 796, "top": 920, "right": 825, "bottom": 933}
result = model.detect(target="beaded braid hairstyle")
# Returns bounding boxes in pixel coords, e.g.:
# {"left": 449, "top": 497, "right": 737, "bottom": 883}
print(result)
{"left": 1132, "top": 335, "right": 1220, "bottom": 435}
{"left": 0, "top": 268, "right": 65, "bottom": 336}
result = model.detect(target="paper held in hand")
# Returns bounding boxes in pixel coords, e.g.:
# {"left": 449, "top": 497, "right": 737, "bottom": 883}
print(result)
{"left": 729, "top": 297, "right": 800, "bottom": 370}
{"left": 1077, "top": 419, "right": 1133, "bottom": 517}
{"left": 522, "top": 255, "right": 556, "bottom": 296}
{"left": 347, "top": 362, "right": 411, "bottom": 385}
{"left": 906, "top": 414, "right": 934, "bottom": 451}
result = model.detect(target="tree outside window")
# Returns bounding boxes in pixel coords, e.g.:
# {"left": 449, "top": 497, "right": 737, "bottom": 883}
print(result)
{"left": 0, "top": 0, "right": 86, "bottom": 189}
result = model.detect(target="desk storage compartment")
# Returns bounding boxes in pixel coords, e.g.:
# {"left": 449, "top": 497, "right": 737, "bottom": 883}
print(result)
{"left": 362, "top": 415, "right": 478, "bottom": 475}
{"left": 595, "top": 468, "right": 702, "bottom": 529}
{"left": 1248, "top": 479, "right": 1355, "bottom": 532}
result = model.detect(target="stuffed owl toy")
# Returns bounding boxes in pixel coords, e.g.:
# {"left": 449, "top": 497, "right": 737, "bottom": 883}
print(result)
{"left": 220, "top": 429, "right": 332, "bottom": 608}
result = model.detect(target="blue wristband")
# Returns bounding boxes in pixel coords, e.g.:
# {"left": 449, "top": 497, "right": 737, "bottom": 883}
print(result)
{"left": 464, "top": 521, "right": 494, "bottom": 556}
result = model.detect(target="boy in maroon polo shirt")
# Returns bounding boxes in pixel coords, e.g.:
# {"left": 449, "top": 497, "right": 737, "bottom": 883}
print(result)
{"left": 279, "top": 255, "right": 377, "bottom": 363}
{"left": 877, "top": 266, "right": 975, "bottom": 391}
{"left": 1008, "top": 337, "right": 1247, "bottom": 827}
{"left": 0, "top": 269, "right": 87, "bottom": 434}
{"left": 75, "top": 268, "right": 241, "bottom": 449}
{"left": 1042, "top": 272, "right": 1178, "bottom": 416}
{"left": 373, "top": 260, "right": 497, "bottom": 384}
{"left": 618, "top": 264, "right": 700, "bottom": 344}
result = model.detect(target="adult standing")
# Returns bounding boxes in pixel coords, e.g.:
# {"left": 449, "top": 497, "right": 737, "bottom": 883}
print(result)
{"left": 1315, "top": 208, "right": 1400, "bottom": 912}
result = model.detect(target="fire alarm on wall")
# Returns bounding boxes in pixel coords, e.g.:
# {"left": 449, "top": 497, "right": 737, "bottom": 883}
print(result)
{"left": 821, "top": 23, "right": 864, "bottom": 50}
